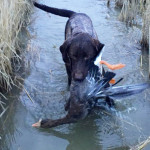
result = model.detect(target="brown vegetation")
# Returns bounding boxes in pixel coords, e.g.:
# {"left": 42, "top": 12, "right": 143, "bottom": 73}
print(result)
{"left": 110, "top": 0, "right": 150, "bottom": 49}
{"left": 0, "top": 0, "right": 32, "bottom": 91}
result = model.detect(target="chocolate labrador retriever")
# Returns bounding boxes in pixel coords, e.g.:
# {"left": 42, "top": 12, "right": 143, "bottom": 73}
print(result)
{"left": 34, "top": 2, "right": 104, "bottom": 85}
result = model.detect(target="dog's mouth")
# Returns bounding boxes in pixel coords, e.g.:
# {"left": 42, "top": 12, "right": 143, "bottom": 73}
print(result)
{"left": 74, "top": 78, "right": 85, "bottom": 82}
{"left": 72, "top": 72, "right": 86, "bottom": 82}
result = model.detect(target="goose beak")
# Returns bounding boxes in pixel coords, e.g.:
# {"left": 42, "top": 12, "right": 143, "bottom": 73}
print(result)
{"left": 32, "top": 119, "right": 42, "bottom": 128}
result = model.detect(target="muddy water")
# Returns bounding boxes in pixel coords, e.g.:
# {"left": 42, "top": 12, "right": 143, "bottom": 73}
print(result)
{"left": 0, "top": 0, "right": 150, "bottom": 150}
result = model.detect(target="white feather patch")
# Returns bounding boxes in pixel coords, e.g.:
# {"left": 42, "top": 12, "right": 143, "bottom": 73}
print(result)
{"left": 94, "top": 46, "right": 105, "bottom": 74}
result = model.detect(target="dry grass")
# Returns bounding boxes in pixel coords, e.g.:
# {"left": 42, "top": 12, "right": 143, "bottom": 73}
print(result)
{"left": 0, "top": 0, "right": 32, "bottom": 91}
{"left": 108, "top": 0, "right": 150, "bottom": 49}
{"left": 118, "top": 0, "right": 150, "bottom": 48}
{"left": 118, "top": 0, "right": 145, "bottom": 24}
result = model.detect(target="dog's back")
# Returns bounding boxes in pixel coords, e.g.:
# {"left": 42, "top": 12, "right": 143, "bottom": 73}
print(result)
{"left": 34, "top": 2, "right": 98, "bottom": 40}
{"left": 65, "top": 13, "right": 98, "bottom": 39}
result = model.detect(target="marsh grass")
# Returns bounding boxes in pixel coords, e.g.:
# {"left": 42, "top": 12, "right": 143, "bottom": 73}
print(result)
{"left": 109, "top": 0, "right": 150, "bottom": 48}
{"left": 118, "top": 0, "right": 146, "bottom": 24}
{"left": 119, "top": 0, "right": 150, "bottom": 48}
{"left": 0, "top": 0, "right": 32, "bottom": 91}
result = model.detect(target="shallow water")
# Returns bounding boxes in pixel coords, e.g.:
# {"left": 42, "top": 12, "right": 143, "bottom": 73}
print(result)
{"left": 0, "top": 0, "right": 150, "bottom": 150}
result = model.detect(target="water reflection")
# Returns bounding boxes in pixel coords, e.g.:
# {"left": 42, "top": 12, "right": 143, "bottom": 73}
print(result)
{"left": 38, "top": 110, "right": 132, "bottom": 150}
{"left": 0, "top": 88, "right": 23, "bottom": 150}
{"left": 50, "top": 118, "right": 101, "bottom": 150}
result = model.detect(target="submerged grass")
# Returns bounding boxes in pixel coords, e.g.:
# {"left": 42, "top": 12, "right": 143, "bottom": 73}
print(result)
{"left": 0, "top": 0, "right": 32, "bottom": 91}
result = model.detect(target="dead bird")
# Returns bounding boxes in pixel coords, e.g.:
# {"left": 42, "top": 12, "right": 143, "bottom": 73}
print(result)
{"left": 32, "top": 66, "right": 149, "bottom": 128}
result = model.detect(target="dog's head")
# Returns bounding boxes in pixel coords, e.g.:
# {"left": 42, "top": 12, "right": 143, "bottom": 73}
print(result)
{"left": 60, "top": 33, "right": 104, "bottom": 81}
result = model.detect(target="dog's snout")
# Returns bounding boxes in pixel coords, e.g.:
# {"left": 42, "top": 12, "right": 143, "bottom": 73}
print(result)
{"left": 74, "top": 73, "right": 84, "bottom": 81}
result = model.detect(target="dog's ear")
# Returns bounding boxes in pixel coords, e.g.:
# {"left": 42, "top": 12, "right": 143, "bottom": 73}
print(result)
{"left": 60, "top": 39, "right": 72, "bottom": 63}
{"left": 92, "top": 39, "right": 105, "bottom": 55}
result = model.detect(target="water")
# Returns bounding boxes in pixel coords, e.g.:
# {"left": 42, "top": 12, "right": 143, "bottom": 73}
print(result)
{"left": 0, "top": 0, "right": 150, "bottom": 149}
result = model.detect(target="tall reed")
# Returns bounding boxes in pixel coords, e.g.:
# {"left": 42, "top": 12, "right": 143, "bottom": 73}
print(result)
{"left": 0, "top": 0, "right": 32, "bottom": 91}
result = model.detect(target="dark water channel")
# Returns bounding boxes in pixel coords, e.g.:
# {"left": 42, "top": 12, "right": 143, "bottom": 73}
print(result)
{"left": 0, "top": 0, "right": 150, "bottom": 150}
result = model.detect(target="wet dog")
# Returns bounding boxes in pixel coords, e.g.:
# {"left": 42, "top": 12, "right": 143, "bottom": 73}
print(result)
{"left": 32, "top": 2, "right": 111, "bottom": 128}
{"left": 34, "top": 2, "right": 104, "bottom": 85}
{"left": 32, "top": 2, "right": 150, "bottom": 128}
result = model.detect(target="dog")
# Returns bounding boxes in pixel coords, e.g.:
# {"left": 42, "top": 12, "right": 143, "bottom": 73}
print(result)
{"left": 33, "top": 2, "right": 104, "bottom": 86}
{"left": 32, "top": 2, "right": 108, "bottom": 128}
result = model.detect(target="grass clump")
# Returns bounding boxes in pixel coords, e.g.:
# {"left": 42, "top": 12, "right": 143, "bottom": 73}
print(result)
{"left": 109, "top": 0, "right": 150, "bottom": 49}
{"left": 119, "top": 0, "right": 150, "bottom": 49}
{"left": 0, "top": 0, "right": 32, "bottom": 91}
{"left": 118, "top": 0, "right": 147, "bottom": 24}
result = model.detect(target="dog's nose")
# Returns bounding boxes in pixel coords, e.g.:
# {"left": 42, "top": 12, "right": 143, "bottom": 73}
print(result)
{"left": 74, "top": 73, "right": 84, "bottom": 81}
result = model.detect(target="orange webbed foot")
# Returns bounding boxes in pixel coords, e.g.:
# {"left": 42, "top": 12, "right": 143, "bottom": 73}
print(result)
{"left": 109, "top": 78, "right": 116, "bottom": 84}
{"left": 100, "top": 60, "right": 125, "bottom": 70}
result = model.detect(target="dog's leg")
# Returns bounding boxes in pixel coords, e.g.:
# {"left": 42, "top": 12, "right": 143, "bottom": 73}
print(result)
{"left": 32, "top": 103, "right": 85, "bottom": 128}
{"left": 32, "top": 114, "right": 77, "bottom": 128}
{"left": 65, "top": 64, "right": 72, "bottom": 86}
{"left": 65, "top": 98, "right": 71, "bottom": 111}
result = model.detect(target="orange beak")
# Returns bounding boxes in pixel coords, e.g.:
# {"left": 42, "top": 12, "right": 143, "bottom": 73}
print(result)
{"left": 100, "top": 60, "right": 125, "bottom": 70}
